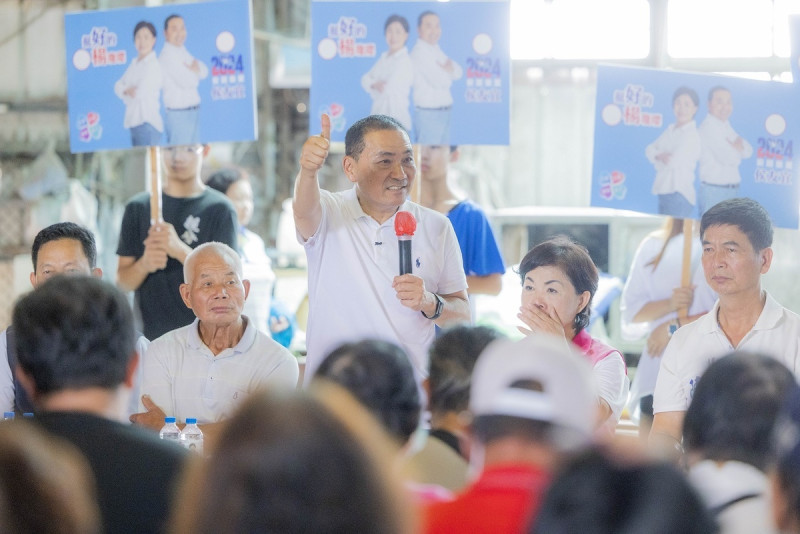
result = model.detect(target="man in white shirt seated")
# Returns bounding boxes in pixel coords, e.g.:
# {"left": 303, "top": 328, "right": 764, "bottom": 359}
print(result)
{"left": 0, "top": 222, "right": 148, "bottom": 418}
{"left": 650, "top": 197, "right": 800, "bottom": 458}
{"left": 130, "top": 242, "right": 299, "bottom": 450}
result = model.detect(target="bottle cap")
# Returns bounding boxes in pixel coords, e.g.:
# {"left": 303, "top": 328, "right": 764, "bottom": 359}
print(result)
{"left": 22, "top": 413, "right": 34, "bottom": 418}
{"left": 165, "top": 417, "right": 176, "bottom": 423}
{"left": 186, "top": 418, "right": 197, "bottom": 424}
{"left": 3, "top": 412, "right": 14, "bottom": 419}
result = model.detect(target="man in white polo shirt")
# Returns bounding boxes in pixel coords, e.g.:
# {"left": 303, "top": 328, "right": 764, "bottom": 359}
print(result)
{"left": 294, "top": 113, "right": 469, "bottom": 384}
{"left": 650, "top": 197, "right": 800, "bottom": 457}
{"left": 131, "top": 242, "right": 298, "bottom": 447}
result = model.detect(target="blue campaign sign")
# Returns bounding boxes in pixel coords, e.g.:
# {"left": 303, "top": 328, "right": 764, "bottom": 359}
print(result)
{"left": 65, "top": 0, "right": 256, "bottom": 153}
{"left": 310, "top": 0, "right": 510, "bottom": 146}
{"left": 591, "top": 65, "right": 800, "bottom": 229}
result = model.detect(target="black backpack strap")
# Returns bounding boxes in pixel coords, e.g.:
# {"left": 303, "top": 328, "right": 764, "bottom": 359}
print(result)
{"left": 709, "top": 492, "right": 761, "bottom": 517}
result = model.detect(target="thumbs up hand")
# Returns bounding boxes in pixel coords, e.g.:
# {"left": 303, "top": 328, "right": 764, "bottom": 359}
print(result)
{"left": 299, "top": 113, "right": 331, "bottom": 176}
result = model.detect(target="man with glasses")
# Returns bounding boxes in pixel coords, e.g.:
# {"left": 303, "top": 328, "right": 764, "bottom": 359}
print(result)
{"left": 117, "top": 144, "right": 237, "bottom": 340}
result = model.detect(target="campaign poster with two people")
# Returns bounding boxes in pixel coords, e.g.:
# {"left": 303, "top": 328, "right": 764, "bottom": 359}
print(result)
{"left": 65, "top": 0, "right": 257, "bottom": 153}
{"left": 310, "top": 0, "right": 510, "bottom": 146}
{"left": 591, "top": 64, "right": 800, "bottom": 229}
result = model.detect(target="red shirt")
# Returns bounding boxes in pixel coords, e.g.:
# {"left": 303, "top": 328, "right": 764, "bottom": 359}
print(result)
{"left": 421, "top": 464, "right": 551, "bottom": 534}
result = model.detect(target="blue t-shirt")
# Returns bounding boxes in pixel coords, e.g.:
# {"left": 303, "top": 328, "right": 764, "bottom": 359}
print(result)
{"left": 447, "top": 200, "right": 505, "bottom": 277}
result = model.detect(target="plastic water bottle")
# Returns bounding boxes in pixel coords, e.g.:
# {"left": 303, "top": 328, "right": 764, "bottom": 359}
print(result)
{"left": 180, "top": 418, "right": 204, "bottom": 455}
{"left": 159, "top": 417, "right": 181, "bottom": 443}
{"left": 3, "top": 412, "right": 14, "bottom": 421}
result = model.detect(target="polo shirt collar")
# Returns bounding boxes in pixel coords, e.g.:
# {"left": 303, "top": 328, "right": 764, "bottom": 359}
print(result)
{"left": 186, "top": 316, "right": 256, "bottom": 356}
{"left": 753, "top": 291, "right": 783, "bottom": 330}
{"left": 707, "top": 290, "right": 782, "bottom": 334}
{"left": 342, "top": 186, "right": 414, "bottom": 224}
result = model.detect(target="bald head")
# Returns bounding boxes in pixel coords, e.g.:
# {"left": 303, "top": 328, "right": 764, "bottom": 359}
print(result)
{"left": 180, "top": 242, "right": 249, "bottom": 327}
{"left": 183, "top": 242, "right": 243, "bottom": 284}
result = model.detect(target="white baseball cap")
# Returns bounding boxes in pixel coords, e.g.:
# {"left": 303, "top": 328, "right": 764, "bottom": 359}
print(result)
{"left": 469, "top": 333, "right": 597, "bottom": 447}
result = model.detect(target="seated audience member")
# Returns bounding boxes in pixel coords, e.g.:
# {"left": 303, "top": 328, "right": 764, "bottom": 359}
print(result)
{"left": 651, "top": 198, "right": 800, "bottom": 455}
{"left": 683, "top": 351, "right": 792, "bottom": 534}
{"left": 406, "top": 324, "right": 504, "bottom": 492}
{"left": 0, "top": 221, "right": 149, "bottom": 417}
{"left": 517, "top": 236, "right": 629, "bottom": 432}
{"left": 169, "top": 386, "right": 415, "bottom": 534}
{"left": 312, "top": 339, "right": 420, "bottom": 447}
{"left": 132, "top": 242, "right": 298, "bottom": 449}
{"left": 205, "top": 167, "right": 276, "bottom": 335}
{"left": 422, "top": 334, "right": 598, "bottom": 534}
{"left": 530, "top": 448, "right": 718, "bottom": 534}
{"left": 0, "top": 420, "right": 100, "bottom": 534}
{"left": 769, "top": 384, "right": 800, "bottom": 533}
{"left": 13, "top": 276, "right": 187, "bottom": 534}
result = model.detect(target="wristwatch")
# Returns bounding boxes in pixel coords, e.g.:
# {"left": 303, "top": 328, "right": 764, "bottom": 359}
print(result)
{"left": 422, "top": 293, "right": 443, "bottom": 320}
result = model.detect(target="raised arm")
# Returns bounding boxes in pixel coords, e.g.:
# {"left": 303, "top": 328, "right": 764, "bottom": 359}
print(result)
{"left": 293, "top": 114, "right": 331, "bottom": 241}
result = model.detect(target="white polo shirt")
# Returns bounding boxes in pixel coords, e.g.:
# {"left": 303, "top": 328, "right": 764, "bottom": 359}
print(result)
{"left": 653, "top": 292, "right": 800, "bottom": 413}
{"left": 300, "top": 187, "right": 467, "bottom": 383}
{"left": 141, "top": 317, "right": 299, "bottom": 424}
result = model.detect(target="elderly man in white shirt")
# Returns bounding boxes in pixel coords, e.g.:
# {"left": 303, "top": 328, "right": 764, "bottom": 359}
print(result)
{"left": 159, "top": 14, "right": 208, "bottom": 145}
{"left": 131, "top": 242, "right": 298, "bottom": 449}
{"left": 410, "top": 11, "right": 462, "bottom": 145}
{"left": 697, "top": 86, "right": 753, "bottom": 216}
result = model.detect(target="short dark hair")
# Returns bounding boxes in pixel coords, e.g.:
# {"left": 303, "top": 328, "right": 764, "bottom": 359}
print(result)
{"left": 384, "top": 14, "right": 409, "bottom": 34}
{"left": 133, "top": 20, "right": 156, "bottom": 40}
{"left": 13, "top": 276, "right": 137, "bottom": 395}
{"left": 417, "top": 10, "right": 438, "bottom": 27}
{"left": 708, "top": 85, "right": 730, "bottom": 102}
{"left": 428, "top": 325, "right": 503, "bottom": 415}
{"left": 164, "top": 14, "right": 182, "bottom": 31}
{"left": 205, "top": 168, "right": 245, "bottom": 195}
{"left": 345, "top": 115, "right": 408, "bottom": 159}
{"left": 517, "top": 236, "right": 598, "bottom": 333}
{"left": 531, "top": 449, "right": 717, "bottom": 534}
{"left": 313, "top": 339, "right": 420, "bottom": 443}
{"left": 700, "top": 197, "right": 773, "bottom": 251}
{"left": 31, "top": 222, "right": 97, "bottom": 272}
{"left": 683, "top": 351, "right": 793, "bottom": 471}
{"left": 673, "top": 85, "right": 699, "bottom": 107}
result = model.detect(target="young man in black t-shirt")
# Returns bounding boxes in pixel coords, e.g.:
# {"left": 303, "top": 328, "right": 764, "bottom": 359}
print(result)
{"left": 116, "top": 144, "right": 237, "bottom": 340}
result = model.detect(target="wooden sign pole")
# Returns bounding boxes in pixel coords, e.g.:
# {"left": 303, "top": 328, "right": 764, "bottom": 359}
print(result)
{"left": 149, "top": 146, "right": 163, "bottom": 225}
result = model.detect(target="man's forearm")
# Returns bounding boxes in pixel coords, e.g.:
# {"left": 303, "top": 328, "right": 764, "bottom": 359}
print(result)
{"left": 649, "top": 411, "right": 686, "bottom": 463}
{"left": 293, "top": 169, "right": 323, "bottom": 241}
{"left": 432, "top": 291, "right": 470, "bottom": 328}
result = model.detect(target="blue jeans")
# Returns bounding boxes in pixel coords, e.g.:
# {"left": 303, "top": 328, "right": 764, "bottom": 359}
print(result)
{"left": 698, "top": 182, "right": 739, "bottom": 216}
{"left": 165, "top": 108, "right": 200, "bottom": 146}
{"left": 658, "top": 192, "right": 694, "bottom": 218}
{"left": 414, "top": 107, "right": 451, "bottom": 145}
{"left": 130, "top": 122, "right": 162, "bottom": 146}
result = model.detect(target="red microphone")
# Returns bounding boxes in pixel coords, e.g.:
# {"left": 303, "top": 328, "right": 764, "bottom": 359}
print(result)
{"left": 394, "top": 211, "right": 416, "bottom": 275}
